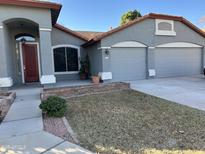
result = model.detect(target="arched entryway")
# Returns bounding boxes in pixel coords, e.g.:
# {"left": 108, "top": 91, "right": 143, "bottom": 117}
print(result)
{"left": 3, "top": 18, "right": 41, "bottom": 84}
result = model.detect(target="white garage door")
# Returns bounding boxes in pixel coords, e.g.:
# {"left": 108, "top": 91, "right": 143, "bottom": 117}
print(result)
{"left": 111, "top": 47, "right": 146, "bottom": 81}
{"left": 155, "top": 47, "right": 202, "bottom": 78}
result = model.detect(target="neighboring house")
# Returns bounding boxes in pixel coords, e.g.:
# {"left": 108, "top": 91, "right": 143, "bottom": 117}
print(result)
{"left": 0, "top": 0, "right": 205, "bottom": 88}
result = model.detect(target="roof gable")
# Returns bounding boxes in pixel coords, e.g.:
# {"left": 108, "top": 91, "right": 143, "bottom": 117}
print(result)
{"left": 83, "top": 13, "right": 205, "bottom": 47}
{"left": 0, "top": 0, "right": 62, "bottom": 25}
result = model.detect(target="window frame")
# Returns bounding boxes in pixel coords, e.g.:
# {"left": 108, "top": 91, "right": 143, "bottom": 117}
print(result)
{"left": 15, "top": 33, "right": 36, "bottom": 42}
{"left": 52, "top": 44, "right": 81, "bottom": 75}
{"left": 155, "top": 19, "right": 176, "bottom": 36}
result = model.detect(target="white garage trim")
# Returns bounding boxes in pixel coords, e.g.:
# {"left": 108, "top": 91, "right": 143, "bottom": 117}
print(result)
{"left": 156, "top": 42, "right": 202, "bottom": 48}
{"left": 111, "top": 41, "right": 147, "bottom": 48}
{"left": 98, "top": 47, "right": 111, "bottom": 50}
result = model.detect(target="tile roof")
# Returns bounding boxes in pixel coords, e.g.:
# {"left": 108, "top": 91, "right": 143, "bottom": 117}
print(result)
{"left": 54, "top": 24, "right": 89, "bottom": 41}
{"left": 75, "top": 31, "right": 104, "bottom": 40}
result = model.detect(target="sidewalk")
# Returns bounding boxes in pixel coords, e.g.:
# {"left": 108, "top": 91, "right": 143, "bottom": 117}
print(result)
{"left": 0, "top": 87, "right": 93, "bottom": 154}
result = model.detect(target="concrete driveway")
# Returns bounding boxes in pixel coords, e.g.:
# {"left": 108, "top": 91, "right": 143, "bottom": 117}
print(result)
{"left": 130, "top": 75, "right": 205, "bottom": 111}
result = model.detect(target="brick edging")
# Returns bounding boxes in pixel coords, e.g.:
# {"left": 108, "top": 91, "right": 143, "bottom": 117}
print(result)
{"left": 41, "top": 82, "right": 130, "bottom": 100}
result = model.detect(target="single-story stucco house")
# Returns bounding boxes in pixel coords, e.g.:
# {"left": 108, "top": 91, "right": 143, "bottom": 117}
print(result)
{"left": 0, "top": 0, "right": 205, "bottom": 88}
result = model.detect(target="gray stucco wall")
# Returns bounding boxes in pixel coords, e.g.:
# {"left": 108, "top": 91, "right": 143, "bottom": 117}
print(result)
{"left": 101, "top": 19, "right": 154, "bottom": 47}
{"left": 101, "top": 19, "right": 205, "bottom": 47}
{"left": 2, "top": 25, "right": 12, "bottom": 77}
{"left": 99, "top": 19, "right": 205, "bottom": 75}
{"left": 0, "top": 5, "right": 52, "bottom": 28}
{"left": 154, "top": 21, "right": 205, "bottom": 46}
{"left": 51, "top": 28, "right": 87, "bottom": 81}
{"left": 0, "top": 27, "right": 8, "bottom": 78}
{"left": 86, "top": 42, "right": 103, "bottom": 75}
{"left": 40, "top": 30, "right": 53, "bottom": 75}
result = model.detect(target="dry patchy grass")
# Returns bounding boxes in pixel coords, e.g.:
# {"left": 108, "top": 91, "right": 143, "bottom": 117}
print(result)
{"left": 66, "top": 90, "right": 205, "bottom": 154}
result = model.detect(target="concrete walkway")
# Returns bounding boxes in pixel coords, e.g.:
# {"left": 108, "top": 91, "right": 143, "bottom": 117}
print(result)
{"left": 0, "top": 87, "right": 93, "bottom": 154}
{"left": 130, "top": 75, "right": 205, "bottom": 111}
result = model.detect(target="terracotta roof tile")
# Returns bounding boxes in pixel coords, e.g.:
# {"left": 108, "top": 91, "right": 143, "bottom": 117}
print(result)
{"left": 54, "top": 24, "right": 89, "bottom": 41}
{"left": 75, "top": 31, "right": 104, "bottom": 40}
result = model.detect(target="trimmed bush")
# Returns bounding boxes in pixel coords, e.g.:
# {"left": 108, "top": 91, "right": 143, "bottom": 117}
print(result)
{"left": 39, "top": 96, "right": 67, "bottom": 117}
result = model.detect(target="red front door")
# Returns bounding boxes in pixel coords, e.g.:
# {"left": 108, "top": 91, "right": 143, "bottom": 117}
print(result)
{"left": 22, "top": 43, "right": 39, "bottom": 83}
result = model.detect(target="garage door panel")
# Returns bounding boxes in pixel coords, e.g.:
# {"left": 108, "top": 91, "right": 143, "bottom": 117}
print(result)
{"left": 111, "top": 48, "right": 146, "bottom": 81}
{"left": 156, "top": 48, "right": 202, "bottom": 78}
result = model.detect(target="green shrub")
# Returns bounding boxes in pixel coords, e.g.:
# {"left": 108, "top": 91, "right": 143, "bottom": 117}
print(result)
{"left": 39, "top": 96, "right": 67, "bottom": 117}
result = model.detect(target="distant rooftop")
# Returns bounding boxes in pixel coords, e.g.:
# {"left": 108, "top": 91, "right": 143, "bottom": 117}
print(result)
{"left": 75, "top": 31, "right": 104, "bottom": 40}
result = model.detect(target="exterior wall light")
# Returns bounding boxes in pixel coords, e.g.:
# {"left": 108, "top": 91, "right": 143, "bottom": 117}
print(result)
{"left": 105, "top": 49, "right": 109, "bottom": 55}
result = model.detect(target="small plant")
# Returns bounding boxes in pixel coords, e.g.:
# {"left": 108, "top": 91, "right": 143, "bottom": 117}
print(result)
{"left": 39, "top": 96, "right": 67, "bottom": 117}
{"left": 79, "top": 55, "right": 90, "bottom": 80}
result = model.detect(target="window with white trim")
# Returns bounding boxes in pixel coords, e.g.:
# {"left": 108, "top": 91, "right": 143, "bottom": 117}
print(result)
{"left": 53, "top": 46, "right": 79, "bottom": 73}
{"left": 155, "top": 19, "right": 176, "bottom": 36}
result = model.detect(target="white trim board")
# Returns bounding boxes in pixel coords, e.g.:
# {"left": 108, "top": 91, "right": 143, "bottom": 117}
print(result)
{"left": 0, "top": 26, "right": 3, "bottom": 29}
{"left": 155, "top": 31, "right": 176, "bottom": 36}
{"left": 0, "top": 77, "right": 13, "bottom": 88}
{"left": 148, "top": 47, "right": 155, "bottom": 49}
{"left": 156, "top": 42, "right": 202, "bottom": 48}
{"left": 112, "top": 41, "right": 147, "bottom": 48}
{"left": 19, "top": 42, "right": 41, "bottom": 84}
{"left": 155, "top": 19, "right": 176, "bottom": 36}
{"left": 39, "top": 28, "right": 52, "bottom": 32}
{"left": 149, "top": 69, "right": 156, "bottom": 77}
{"left": 52, "top": 44, "right": 81, "bottom": 74}
{"left": 40, "top": 75, "right": 56, "bottom": 84}
{"left": 98, "top": 72, "right": 112, "bottom": 80}
{"left": 98, "top": 47, "right": 111, "bottom": 50}
{"left": 54, "top": 71, "right": 79, "bottom": 75}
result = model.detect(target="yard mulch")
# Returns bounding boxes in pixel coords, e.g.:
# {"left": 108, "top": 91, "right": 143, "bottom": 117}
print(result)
{"left": 65, "top": 90, "right": 205, "bottom": 154}
{"left": 43, "top": 115, "right": 77, "bottom": 143}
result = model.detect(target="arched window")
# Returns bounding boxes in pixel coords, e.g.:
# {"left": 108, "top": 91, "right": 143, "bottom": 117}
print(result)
{"left": 158, "top": 22, "right": 172, "bottom": 31}
{"left": 53, "top": 45, "right": 80, "bottom": 73}
{"left": 155, "top": 19, "right": 176, "bottom": 36}
{"left": 15, "top": 34, "right": 36, "bottom": 42}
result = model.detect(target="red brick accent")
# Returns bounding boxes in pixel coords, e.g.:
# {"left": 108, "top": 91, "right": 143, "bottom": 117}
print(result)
{"left": 0, "top": 92, "right": 16, "bottom": 122}
{"left": 41, "top": 82, "right": 130, "bottom": 100}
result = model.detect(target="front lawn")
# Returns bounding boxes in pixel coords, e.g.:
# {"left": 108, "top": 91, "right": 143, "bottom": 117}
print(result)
{"left": 66, "top": 90, "right": 205, "bottom": 154}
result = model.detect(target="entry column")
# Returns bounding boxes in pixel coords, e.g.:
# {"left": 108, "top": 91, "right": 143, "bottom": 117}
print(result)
{"left": 39, "top": 28, "right": 56, "bottom": 85}
{"left": 0, "top": 23, "right": 13, "bottom": 88}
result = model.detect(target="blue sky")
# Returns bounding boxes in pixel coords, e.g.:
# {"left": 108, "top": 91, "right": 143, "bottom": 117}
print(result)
{"left": 52, "top": 0, "right": 205, "bottom": 32}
